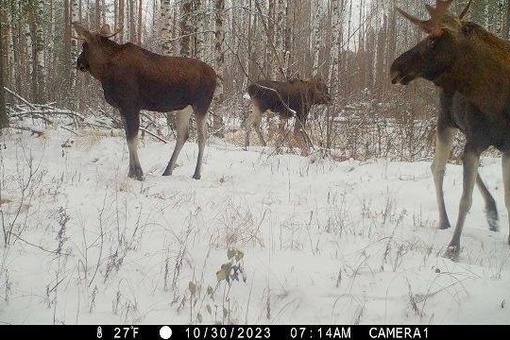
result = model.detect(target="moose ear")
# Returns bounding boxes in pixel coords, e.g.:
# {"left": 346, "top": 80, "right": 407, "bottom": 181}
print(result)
{"left": 72, "top": 22, "right": 93, "bottom": 42}
{"left": 99, "top": 24, "right": 112, "bottom": 36}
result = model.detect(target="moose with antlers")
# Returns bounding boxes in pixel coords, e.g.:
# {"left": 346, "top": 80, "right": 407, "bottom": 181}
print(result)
{"left": 390, "top": 0, "right": 510, "bottom": 258}
{"left": 73, "top": 22, "right": 217, "bottom": 181}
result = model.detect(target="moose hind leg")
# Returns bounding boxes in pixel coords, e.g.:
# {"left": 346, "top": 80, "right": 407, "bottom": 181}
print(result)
{"left": 163, "top": 106, "right": 192, "bottom": 176}
{"left": 245, "top": 103, "right": 265, "bottom": 149}
{"left": 502, "top": 152, "right": 510, "bottom": 245}
{"left": 122, "top": 112, "right": 144, "bottom": 180}
{"left": 192, "top": 112, "right": 207, "bottom": 180}
{"left": 294, "top": 118, "right": 313, "bottom": 149}
{"left": 476, "top": 173, "right": 499, "bottom": 231}
{"left": 445, "top": 146, "right": 480, "bottom": 258}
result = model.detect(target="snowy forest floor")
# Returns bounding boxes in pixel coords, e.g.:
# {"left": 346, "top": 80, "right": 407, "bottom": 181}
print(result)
{"left": 0, "top": 119, "right": 509, "bottom": 325}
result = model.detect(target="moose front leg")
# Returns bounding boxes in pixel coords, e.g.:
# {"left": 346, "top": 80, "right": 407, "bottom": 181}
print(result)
{"left": 294, "top": 117, "right": 313, "bottom": 150}
{"left": 445, "top": 146, "right": 480, "bottom": 259}
{"left": 121, "top": 111, "right": 144, "bottom": 181}
{"left": 431, "top": 126, "right": 456, "bottom": 230}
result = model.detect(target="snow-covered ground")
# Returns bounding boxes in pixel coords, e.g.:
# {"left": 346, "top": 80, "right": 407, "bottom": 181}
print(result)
{"left": 0, "top": 127, "right": 509, "bottom": 325}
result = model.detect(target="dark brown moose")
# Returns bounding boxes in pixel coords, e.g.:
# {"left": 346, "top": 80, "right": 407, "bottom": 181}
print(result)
{"left": 244, "top": 79, "right": 331, "bottom": 149}
{"left": 390, "top": 0, "right": 510, "bottom": 259}
{"left": 73, "top": 22, "right": 217, "bottom": 180}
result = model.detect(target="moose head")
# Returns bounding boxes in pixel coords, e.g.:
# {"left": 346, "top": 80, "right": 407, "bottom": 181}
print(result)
{"left": 73, "top": 23, "right": 120, "bottom": 79}
{"left": 390, "top": 0, "right": 472, "bottom": 89}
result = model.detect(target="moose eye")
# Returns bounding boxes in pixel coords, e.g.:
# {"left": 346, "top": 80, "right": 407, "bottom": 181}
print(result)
{"left": 427, "top": 39, "right": 437, "bottom": 49}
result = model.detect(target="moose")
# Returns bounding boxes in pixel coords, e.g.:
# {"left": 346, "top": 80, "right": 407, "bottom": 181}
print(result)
{"left": 72, "top": 22, "right": 217, "bottom": 181}
{"left": 244, "top": 78, "right": 331, "bottom": 149}
{"left": 390, "top": 0, "right": 510, "bottom": 258}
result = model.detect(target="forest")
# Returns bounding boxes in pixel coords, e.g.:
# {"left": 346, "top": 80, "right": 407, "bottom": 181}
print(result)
{"left": 1, "top": 0, "right": 510, "bottom": 159}
{"left": 2, "top": 0, "right": 510, "bottom": 326}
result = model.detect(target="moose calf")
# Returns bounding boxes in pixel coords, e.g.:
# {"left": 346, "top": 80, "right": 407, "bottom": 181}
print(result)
{"left": 244, "top": 79, "right": 331, "bottom": 149}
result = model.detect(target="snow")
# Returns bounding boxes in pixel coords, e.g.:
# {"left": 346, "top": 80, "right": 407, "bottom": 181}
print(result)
{"left": 0, "top": 127, "right": 509, "bottom": 325}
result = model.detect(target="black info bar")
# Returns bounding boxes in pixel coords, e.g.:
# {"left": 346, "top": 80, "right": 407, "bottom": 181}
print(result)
{"left": 0, "top": 325, "right": 506, "bottom": 340}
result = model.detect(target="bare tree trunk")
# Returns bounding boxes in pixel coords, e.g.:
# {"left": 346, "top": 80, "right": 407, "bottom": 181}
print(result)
{"left": 94, "top": 0, "right": 101, "bottom": 28}
{"left": 266, "top": 0, "right": 275, "bottom": 78}
{"left": 254, "top": 0, "right": 285, "bottom": 79}
{"left": 158, "top": 0, "right": 177, "bottom": 131}
{"left": 159, "top": 0, "right": 174, "bottom": 54}
{"left": 246, "top": 0, "right": 255, "bottom": 84}
{"left": 194, "top": 0, "right": 204, "bottom": 60}
{"left": 22, "top": 4, "right": 32, "bottom": 100}
{"left": 503, "top": 1, "right": 510, "bottom": 39}
{"left": 276, "top": 0, "right": 286, "bottom": 78}
{"left": 27, "top": 0, "right": 46, "bottom": 104}
{"left": 327, "top": 0, "right": 343, "bottom": 150}
{"left": 117, "top": 0, "right": 125, "bottom": 43}
{"left": 71, "top": 0, "right": 81, "bottom": 109}
{"left": 137, "top": 0, "right": 143, "bottom": 44}
{"left": 0, "top": 12, "right": 8, "bottom": 131}
{"left": 180, "top": 0, "right": 193, "bottom": 57}
{"left": 312, "top": 2, "right": 323, "bottom": 77}
{"left": 62, "top": 0, "right": 72, "bottom": 98}
{"left": 5, "top": 1, "right": 15, "bottom": 89}
{"left": 213, "top": 0, "right": 225, "bottom": 137}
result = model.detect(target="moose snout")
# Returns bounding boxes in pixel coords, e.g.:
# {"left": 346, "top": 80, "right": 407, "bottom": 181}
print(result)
{"left": 76, "top": 63, "right": 87, "bottom": 72}
{"left": 390, "top": 70, "right": 401, "bottom": 85}
{"left": 76, "top": 53, "right": 89, "bottom": 72}
{"left": 390, "top": 56, "right": 415, "bottom": 85}
{"left": 390, "top": 68, "right": 413, "bottom": 85}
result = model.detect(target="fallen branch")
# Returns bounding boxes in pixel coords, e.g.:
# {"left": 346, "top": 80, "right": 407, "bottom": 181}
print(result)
{"left": 10, "top": 108, "right": 85, "bottom": 122}
{"left": 3, "top": 86, "right": 38, "bottom": 110}
{"left": 9, "top": 125, "right": 45, "bottom": 137}
{"left": 140, "top": 127, "right": 169, "bottom": 143}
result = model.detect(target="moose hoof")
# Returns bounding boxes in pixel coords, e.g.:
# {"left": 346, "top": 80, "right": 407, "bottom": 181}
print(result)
{"left": 438, "top": 220, "right": 451, "bottom": 230}
{"left": 488, "top": 220, "right": 500, "bottom": 232}
{"left": 128, "top": 168, "right": 144, "bottom": 181}
{"left": 192, "top": 173, "right": 201, "bottom": 180}
{"left": 443, "top": 245, "right": 460, "bottom": 261}
{"left": 487, "top": 216, "right": 499, "bottom": 232}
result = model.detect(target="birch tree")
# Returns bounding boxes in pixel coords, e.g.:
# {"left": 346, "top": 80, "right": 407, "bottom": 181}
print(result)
{"left": 180, "top": 0, "right": 193, "bottom": 57}
{"left": 158, "top": 0, "right": 174, "bottom": 54}
{"left": 70, "top": 0, "right": 80, "bottom": 89}
{"left": 327, "top": 0, "right": 343, "bottom": 149}
{"left": 0, "top": 8, "right": 8, "bottom": 130}
{"left": 158, "top": 0, "right": 177, "bottom": 131}
{"left": 194, "top": 0, "right": 204, "bottom": 60}
{"left": 312, "top": 3, "right": 323, "bottom": 76}
{"left": 30, "top": 0, "right": 46, "bottom": 103}
{"left": 116, "top": 0, "right": 125, "bottom": 43}
{"left": 213, "top": 0, "right": 225, "bottom": 136}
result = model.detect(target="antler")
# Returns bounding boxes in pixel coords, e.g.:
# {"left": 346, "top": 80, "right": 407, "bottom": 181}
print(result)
{"left": 459, "top": 0, "right": 472, "bottom": 19}
{"left": 396, "top": 0, "right": 462, "bottom": 36}
{"left": 425, "top": 0, "right": 454, "bottom": 20}
{"left": 98, "top": 24, "right": 122, "bottom": 38}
